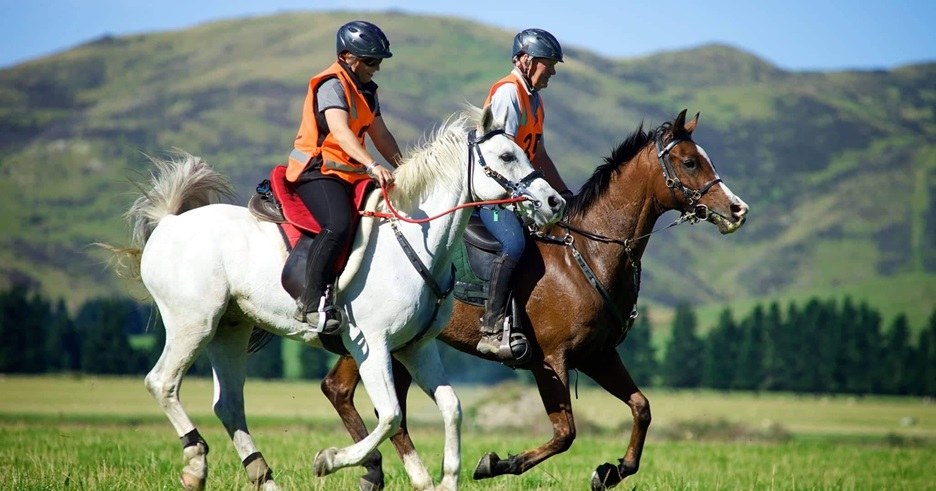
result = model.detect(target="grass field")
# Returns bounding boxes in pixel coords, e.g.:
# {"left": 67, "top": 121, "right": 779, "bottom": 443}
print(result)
{"left": 1, "top": 375, "right": 934, "bottom": 490}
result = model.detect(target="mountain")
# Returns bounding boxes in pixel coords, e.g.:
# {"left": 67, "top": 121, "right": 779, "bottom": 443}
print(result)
{"left": 1, "top": 11, "right": 934, "bottom": 329}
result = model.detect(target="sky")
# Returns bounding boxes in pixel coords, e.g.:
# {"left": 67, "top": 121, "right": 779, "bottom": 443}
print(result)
{"left": 0, "top": 1, "right": 934, "bottom": 71}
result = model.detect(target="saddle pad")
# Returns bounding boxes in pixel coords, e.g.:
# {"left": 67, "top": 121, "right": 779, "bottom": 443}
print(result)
{"left": 269, "top": 165, "right": 373, "bottom": 248}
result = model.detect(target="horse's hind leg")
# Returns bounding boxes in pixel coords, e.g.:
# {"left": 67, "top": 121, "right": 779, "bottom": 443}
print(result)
{"left": 473, "top": 359, "right": 575, "bottom": 479}
{"left": 578, "top": 350, "right": 650, "bottom": 490}
{"left": 206, "top": 320, "right": 280, "bottom": 491}
{"left": 144, "top": 307, "right": 216, "bottom": 491}
{"left": 395, "top": 340, "right": 461, "bottom": 491}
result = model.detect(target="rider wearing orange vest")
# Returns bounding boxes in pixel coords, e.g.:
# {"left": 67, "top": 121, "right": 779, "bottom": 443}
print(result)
{"left": 476, "top": 28, "right": 573, "bottom": 356}
{"left": 288, "top": 21, "right": 402, "bottom": 333}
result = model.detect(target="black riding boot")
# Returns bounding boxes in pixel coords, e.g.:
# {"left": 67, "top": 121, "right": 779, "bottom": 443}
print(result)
{"left": 476, "top": 254, "right": 518, "bottom": 355}
{"left": 294, "top": 228, "right": 343, "bottom": 334}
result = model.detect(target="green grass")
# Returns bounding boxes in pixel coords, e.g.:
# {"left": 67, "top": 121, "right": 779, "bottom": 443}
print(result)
{"left": 0, "top": 376, "right": 933, "bottom": 490}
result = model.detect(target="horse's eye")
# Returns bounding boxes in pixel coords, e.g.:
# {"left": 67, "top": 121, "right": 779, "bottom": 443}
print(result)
{"left": 683, "top": 158, "right": 697, "bottom": 170}
{"left": 500, "top": 152, "right": 516, "bottom": 162}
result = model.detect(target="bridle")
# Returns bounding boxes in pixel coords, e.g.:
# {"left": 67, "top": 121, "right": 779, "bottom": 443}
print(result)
{"left": 654, "top": 122, "right": 722, "bottom": 222}
{"left": 467, "top": 128, "right": 545, "bottom": 211}
{"left": 534, "top": 122, "right": 723, "bottom": 345}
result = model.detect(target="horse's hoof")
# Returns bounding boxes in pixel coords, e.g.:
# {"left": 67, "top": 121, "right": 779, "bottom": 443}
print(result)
{"left": 313, "top": 447, "right": 338, "bottom": 477}
{"left": 472, "top": 452, "right": 501, "bottom": 480}
{"left": 359, "top": 474, "right": 384, "bottom": 491}
{"left": 258, "top": 481, "right": 281, "bottom": 491}
{"left": 590, "top": 462, "right": 622, "bottom": 490}
{"left": 180, "top": 473, "right": 205, "bottom": 491}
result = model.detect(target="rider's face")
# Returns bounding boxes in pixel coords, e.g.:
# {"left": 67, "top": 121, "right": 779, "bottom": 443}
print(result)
{"left": 347, "top": 55, "right": 381, "bottom": 82}
{"left": 527, "top": 57, "right": 558, "bottom": 90}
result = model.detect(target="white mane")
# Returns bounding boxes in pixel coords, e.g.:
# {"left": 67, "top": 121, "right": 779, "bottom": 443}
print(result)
{"left": 387, "top": 107, "right": 482, "bottom": 209}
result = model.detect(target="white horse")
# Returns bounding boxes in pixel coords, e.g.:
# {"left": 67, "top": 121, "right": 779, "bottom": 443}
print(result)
{"left": 116, "top": 106, "right": 565, "bottom": 491}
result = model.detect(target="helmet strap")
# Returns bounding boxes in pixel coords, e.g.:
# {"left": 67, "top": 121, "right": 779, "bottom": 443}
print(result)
{"left": 515, "top": 55, "right": 535, "bottom": 87}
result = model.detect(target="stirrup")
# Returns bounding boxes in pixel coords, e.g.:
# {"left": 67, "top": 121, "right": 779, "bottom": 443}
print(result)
{"left": 316, "top": 303, "right": 342, "bottom": 335}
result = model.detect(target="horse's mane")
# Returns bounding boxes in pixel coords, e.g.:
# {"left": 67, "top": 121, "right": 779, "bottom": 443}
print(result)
{"left": 566, "top": 122, "right": 658, "bottom": 218}
{"left": 387, "top": 108, "right": 479, "bottom": 209}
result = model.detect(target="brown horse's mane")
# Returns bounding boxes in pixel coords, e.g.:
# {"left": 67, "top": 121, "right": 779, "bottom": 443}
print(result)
{"left": 567, "top": 122, "right": 653, "bottom": 218}
{"left": 567, "top": 120, "right": 693, "bottom": 219}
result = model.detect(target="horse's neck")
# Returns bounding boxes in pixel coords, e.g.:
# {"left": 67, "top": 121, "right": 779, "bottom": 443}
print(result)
{"left": 571, "top": 147, "right": 662, "bottom": 273}
{"left": 389, "top": 178, "right": 472, "bottom": 271}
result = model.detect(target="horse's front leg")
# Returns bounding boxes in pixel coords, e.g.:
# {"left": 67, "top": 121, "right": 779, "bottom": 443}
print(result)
{"left": 313, "top": 343, "right": 406, "bottom": 482}
{"left": 395, "top": 339, "right": 462, "bottom": 491}
{"left": 473, "top": 359, "right": 575, "bottom": 479}
{"left": 321, "top": 355, "right": 416, "bottom": 491}
{"left": 578, "top": 350, "right": 650, "bottom": 490}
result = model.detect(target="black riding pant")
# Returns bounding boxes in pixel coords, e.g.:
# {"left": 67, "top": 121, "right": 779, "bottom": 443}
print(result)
{"left": 294, "top": 175, "right": 354, "bottom": 303}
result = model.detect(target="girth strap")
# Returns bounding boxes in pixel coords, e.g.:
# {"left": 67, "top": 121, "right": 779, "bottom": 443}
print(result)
{"left": 567, "top": 240, "right": 637, "bottom": 345}
{"left": 389, "top": 218, "right": 455, "bottom": 349}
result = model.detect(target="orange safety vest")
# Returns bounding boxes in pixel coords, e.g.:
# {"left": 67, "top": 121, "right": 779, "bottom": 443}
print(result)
{"left": 483, "top": 72, "right": 544, "bottom": 161}
{"left": 286, "top": 61, "right": 376, "bottom": 183}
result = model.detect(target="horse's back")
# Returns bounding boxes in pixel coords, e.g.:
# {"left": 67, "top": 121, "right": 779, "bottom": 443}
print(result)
{"left": 141, "top": 204, "right": 286, "bottom": 310}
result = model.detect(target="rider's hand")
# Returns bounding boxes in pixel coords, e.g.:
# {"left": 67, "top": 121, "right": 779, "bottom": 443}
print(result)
{"left": 368, "top": 163, "right": 394, "bottom": 188}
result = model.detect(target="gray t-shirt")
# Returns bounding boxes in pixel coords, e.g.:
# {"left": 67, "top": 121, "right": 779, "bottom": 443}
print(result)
{"left": 316, "top": 78, "right": 381, "bottom": 116}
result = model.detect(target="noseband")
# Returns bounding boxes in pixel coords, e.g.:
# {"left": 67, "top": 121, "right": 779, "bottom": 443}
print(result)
{"left": 467, "top": 128, "right": 544, "bottom": 209}
{"left": 654, "top": 122, "right": 722, "bottom": 221}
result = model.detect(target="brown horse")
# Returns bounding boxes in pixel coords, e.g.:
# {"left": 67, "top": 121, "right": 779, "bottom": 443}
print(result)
{"left": 321, "top": 109, "right": 749, "bottom": 490}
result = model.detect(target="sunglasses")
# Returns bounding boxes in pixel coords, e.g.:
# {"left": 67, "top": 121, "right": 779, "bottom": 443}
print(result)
{"left": 359, "top": 57, "right": 382, "bottom": 67}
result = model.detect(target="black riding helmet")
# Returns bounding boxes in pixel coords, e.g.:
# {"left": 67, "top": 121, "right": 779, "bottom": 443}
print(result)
{"left": 336, "top": 21, "right": 393, "bottom": 59}
{"left": 512, "top": 28, "right": 563, "bottom": 62}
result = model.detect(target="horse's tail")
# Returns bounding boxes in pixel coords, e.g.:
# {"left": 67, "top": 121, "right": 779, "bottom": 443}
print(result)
{"left": 100, "top": 150, "right": 235, "bottom": 279}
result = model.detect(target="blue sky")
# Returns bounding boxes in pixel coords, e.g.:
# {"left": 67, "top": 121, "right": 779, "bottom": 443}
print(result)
{"left": 1, "top": 0, "right": 934, "bottom": 71}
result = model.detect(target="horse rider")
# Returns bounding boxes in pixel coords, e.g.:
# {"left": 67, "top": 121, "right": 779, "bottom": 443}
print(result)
{"left": 286, "top": 20, "right": 402, "bottom": 333}
{"left": 475, "top": 28, "right": 574, "bottom": 355}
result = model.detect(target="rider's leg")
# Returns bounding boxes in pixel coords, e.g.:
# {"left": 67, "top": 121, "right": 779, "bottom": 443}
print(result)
{"left": 294, "top": 177, "right": 354, "bottom": 333}
{"left": 475, "top": 206, "right": 524, "bottom": 355}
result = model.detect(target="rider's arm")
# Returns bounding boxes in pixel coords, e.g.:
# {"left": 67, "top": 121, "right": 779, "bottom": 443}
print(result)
{"left": 324, "top": 108, "right": 394, "bottom": 186}
{"left": 533, "top": 138, "right": 572, "bottom": 197}
{"left": 367, "top": 116, "right": 403, "bottom": 168}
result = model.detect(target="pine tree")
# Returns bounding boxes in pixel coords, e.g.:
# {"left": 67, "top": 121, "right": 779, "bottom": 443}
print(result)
{"left": 299, "top": 345, "right": 333, "bottom": 379}
{"left": 702, "top": 308, "right": 738, "bottom": 390}
{"left": 856, "top": 302, "right": 884, "bottom": 393}
{"left": 662, "top": 302, "right": 702, "bottom": 388}
{"left": 761, "top": 302, "right": 784, "bottom": 391}
{"left": 0, "top": 286, "right": 54, "bottom": 373}
{"left": 45, "top": 299, "right": 80, "bottom": 372}
{"left": 837, "top": 297, "right": 862, "bottom": 394}
{"left": 881, "top": 314, "right": 912, "bottom": 395}
{"left": 734, "top": 304, "right": 765, "bottom": 391}
{"left": 75, "top": 298, "right": 144, "bottom": 374}
{"left": 247, "top": 335, "right": 283, "bottom": 379}
{"left": 617, "top": 306, "right": 657, "bottom": 387}
{"left": 917, "top": 308, "right": 936, "bottom": 397}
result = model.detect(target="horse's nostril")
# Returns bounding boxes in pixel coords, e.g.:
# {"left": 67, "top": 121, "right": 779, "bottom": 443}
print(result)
{"left": 548, "top": 195, "right": 562, "bottom": 210}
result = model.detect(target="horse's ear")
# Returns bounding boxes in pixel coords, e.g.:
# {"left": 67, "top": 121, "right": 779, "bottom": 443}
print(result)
{"left": 673, "top": 109, "right": 688, "bottom": 131}
{"left": 685, "top": 112, "right": 700, "bottom": 134}
{"left": 481, "top": 105, "right": 495, "bottom": 133}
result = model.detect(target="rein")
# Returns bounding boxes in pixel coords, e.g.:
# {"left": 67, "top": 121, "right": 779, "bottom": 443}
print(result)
{"left": 360, "top": 128, "right": 541, "bottom": 224}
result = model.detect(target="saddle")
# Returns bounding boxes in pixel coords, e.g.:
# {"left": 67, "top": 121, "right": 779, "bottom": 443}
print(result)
{"left": 248, "top": 165, "right": 373, "bottom": 302}
{"left": 454, "top": 214, "right": 530, "bottom": 364}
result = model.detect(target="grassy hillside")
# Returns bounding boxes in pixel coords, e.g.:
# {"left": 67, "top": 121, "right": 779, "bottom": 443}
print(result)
{"left": 0, "top": 11, "right": 933, "bottom": 328}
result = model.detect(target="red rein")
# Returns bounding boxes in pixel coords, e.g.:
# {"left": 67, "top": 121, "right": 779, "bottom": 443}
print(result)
{"left": 360, "top": 185, "right": 528, "bottom": 224}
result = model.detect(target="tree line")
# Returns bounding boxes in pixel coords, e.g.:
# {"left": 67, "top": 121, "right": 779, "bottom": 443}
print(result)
{"left": 1, "top": 285, "right": 933, "bottom": 396}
